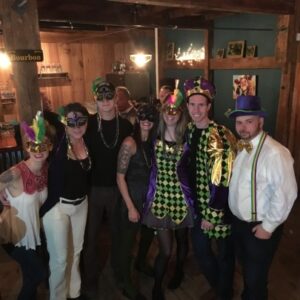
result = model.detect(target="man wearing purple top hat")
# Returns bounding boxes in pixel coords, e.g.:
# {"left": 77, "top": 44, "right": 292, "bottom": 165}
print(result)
{"left": 226, "top": 95, "right": 297, "bottom": 300}
{"left": 185, "top": 77, "right": 236, "bottom": 299}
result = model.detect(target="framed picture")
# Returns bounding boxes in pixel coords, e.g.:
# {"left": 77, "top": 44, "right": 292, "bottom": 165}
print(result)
{"left": 226, "top": 40, "right": 245, "bottom": 58}
{"left": 166, "top": 42, "right": 175, "bottom": 61}
{"left": 233, "top": 74, "right": 256, "bottom": 99}
{"left": 246, "top": 45, "right": 257, "bottom": 57}
{"left": 215, "top": 48, "right": 225, "bottom": 59}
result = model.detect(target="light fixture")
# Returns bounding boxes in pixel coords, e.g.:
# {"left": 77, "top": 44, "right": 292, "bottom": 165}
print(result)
{"left": 130, "top": 53, "right": 152, "bottom": 68}
{"left": 175, "top": 44, "right": 205, "bottom": 66}
{"left": 0, "top": 49, "right": 11, "bottom": 69}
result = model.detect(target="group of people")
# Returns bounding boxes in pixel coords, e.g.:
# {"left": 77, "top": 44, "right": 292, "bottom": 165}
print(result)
{"left": 0, "top": 75, "right": 297, "bottom": 300}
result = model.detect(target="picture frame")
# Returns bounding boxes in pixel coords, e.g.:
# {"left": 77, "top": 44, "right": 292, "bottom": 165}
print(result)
{"left": 215, "top": 48, "right": 225, "bottom": 59}
{"left": 233, "top": 74, "right": 257, "bottom": 99}
{"left": 226, "top": 40, "right": 245, "bottom": 58}
{"left": 166, "top": 42, "right": 175, "bottom": 61}
{"left": 246, "top": 45, "right": 257, "bottom": 57}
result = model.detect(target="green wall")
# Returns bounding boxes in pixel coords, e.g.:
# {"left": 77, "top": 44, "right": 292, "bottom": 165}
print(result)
{"left": 162, "top": 14, "right": 281, "bottom": 136}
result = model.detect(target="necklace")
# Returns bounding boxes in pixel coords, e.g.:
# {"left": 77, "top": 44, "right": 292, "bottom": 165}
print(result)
{"left": 67, "top": 137, "right": 92, "bottom": 171}
{"left": 141, "top": 143, "right": 152, "bottom": 169}
{"left": 97, "top": 113, "right": 119, "bottom": 149}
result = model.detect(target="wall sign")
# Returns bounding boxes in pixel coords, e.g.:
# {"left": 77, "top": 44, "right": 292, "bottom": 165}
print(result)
{"left": 8, "top": 49, "right": 43, "bottom": 62}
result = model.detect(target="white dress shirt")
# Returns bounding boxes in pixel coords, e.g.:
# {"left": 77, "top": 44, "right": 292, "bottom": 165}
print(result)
{"left": 229, "top": 131, "right": 298, "bottom": 233}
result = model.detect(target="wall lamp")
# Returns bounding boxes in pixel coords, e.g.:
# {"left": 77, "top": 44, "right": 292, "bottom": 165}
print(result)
{"left": 0, "top": 49, "right": 11, "bottom": 69}
{"left": 130, "top": 53, "right": 152, "bottom": 68}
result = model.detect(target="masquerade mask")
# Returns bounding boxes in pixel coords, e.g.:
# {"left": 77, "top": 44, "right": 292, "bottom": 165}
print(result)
{"left": 66, "top": 116, "right": 88, "bottom": 128}
{"left": 162, "top": 105, "right": 182, "bottom": 116}
{"left": 137, "top": 104, "right": 157, "bottom": 122}
{"left": 21, "top": 111, "right": 52, "bottom": 152}
{"left": 92, "top": 77, "right": 115, "bottom": 101}
{"left": 26, "top": 140, "right": 53, "bottom": 153}
{"left": 96, "top": 92, "right": 115, "bottom": 101}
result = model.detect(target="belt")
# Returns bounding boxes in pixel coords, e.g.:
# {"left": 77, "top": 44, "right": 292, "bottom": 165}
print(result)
{"left": 60, "top": 196, "right": 86, "bottom": 206}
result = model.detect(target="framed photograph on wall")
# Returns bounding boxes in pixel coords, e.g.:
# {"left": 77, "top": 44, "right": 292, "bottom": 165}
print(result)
{"left": 246, "top": 45, "right": 257, "bottom": 57}
{"left": 166, "top": 42, "right": 175, "bottom": 61}
{"left": 233, "top": 74, "right": 256, "bottom": 99}
{"left": 227, "top": 40, "right": 245, "bottom": 58}
{"left": 215, "top": 48, "right": 225, "bottom": 58}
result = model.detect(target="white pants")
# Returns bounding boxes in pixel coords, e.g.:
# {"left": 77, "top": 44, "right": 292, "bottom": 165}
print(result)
{"left": 42, "top": 197, "right": 88, "bottom": 300}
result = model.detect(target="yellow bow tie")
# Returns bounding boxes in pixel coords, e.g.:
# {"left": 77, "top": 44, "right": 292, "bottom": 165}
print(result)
{"left": 236, "top": 139, "right": 253, "bottom": 153}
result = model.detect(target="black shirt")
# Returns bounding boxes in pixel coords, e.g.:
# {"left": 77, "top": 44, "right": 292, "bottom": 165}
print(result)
{"left": 86, "top": 114, "right": 132, "bottom": 186}
{"left": 62, "top": 157, "right": 89, "bottom": 199}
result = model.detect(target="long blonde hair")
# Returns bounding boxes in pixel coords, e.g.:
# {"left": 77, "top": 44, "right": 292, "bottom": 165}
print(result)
{"left": 157, "top": 104, "right": 189, "bottom": 150}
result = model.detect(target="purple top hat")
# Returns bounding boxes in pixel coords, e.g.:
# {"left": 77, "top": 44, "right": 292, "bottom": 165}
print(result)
{"left": 225, "top": 95, "right": 267, "bottom": 118}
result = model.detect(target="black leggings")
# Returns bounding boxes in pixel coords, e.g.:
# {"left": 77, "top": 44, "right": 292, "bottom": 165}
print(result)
{"left": 153, "top": 228, "right": 188, "bottom": 288}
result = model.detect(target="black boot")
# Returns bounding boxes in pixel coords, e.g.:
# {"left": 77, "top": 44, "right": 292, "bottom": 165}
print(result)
{"left": 167, "top": 270, "right": 184, "bottom": 290}
{"left": 135, "top": 260, "right": 154, "bottom": 277}
{"left": 152, "top": 286, "right": 165, "bottom": 300}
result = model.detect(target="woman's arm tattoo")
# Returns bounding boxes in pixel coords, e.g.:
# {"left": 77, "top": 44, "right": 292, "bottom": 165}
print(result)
{"left": 0, "top": 168, "right": 19, "bottom": 185}
{"left": 117, "top": 143, "right": 132, "bottom": 174}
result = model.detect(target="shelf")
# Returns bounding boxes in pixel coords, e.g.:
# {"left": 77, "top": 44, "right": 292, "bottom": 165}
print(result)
{"left": 163, "top": 56, "right": 282, "bottom": 70}
{"left": 210, "top": 56, "right": 282, "bottom": 70}
{"left": 38, "top": 72, "right": 71, "bottom": 87}
{"left": 38, "top": 72, "right": 69, "bottom": 79}
{"left": 0, "top": 98, "right": 15, "bottom": 105}
{"left": 163, "top": 60, "right": 205, "bottom": 69}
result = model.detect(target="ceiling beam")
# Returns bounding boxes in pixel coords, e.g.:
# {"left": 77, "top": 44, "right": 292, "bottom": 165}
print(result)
{"left": 37, "top": 8, "right": 213, "bottom": 29}
{"left": 106, "top": 0, "right": 295, "bottom": 15}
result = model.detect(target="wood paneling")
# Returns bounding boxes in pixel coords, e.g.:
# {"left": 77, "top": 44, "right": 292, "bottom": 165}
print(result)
{"left": 37, "top": 31, "right": 150, "bottom": 111}
{"left": 0, "top": 0, "right": 41, "bottom": 123}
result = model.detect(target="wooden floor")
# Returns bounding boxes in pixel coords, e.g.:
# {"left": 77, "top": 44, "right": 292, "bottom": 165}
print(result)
{"left": 1, "top": 201, "right": 300, "bottom": 300}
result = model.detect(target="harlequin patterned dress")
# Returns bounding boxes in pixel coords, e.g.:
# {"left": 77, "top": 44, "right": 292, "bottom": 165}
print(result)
{"left": 143, "top": 139, "right": 194, "bottom": 230}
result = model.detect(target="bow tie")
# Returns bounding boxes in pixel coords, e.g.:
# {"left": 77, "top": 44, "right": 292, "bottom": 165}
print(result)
{"left": 236, "top": 139, "right": 253, "bottom": 153}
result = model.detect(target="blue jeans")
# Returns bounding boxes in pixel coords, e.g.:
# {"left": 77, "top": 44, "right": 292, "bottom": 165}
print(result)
{"left": 232, "top": 217, "right": 283, "bottom": 300}
{"left": 191, "top": 221, "right": 234, "bottom": 300}
{"left": 3, "top": 244, "right": 46, "bottom": 300}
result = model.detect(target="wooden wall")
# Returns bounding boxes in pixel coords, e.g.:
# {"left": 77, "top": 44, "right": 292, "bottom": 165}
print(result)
{"left": 38, "top": 29, "right": 153, "bottom": 111}
{"left": 0, "top": 29, "right": 153, "bottom": 120}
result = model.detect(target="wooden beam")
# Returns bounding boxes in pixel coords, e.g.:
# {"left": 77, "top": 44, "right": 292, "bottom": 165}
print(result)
{"left": 37, "top": 11, "right": 212, "bottom": 29}
{"left": 288, "top": 0, "right": 300, "bottom": 184}
{"left": 275, "top": 16, "right": 295, "bottom": 146}
{"left": 0, "top": 0, "right": 42, "bottom": 124}
{"left": 107, "top": 0, "right": 295, "bottom": 15}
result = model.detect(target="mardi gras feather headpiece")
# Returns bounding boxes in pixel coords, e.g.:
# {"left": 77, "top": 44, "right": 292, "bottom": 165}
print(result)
{"left": 21, "top": 111, "right": 46, "bottom": 144}
{"left": 57, "top": 106, "right": 67, "bottom": 125}
{"left": 164, "top": 79, "right": 184, "bottom": 115}
{"left": 184, "top": 76, "right": 216, "bottom": 100}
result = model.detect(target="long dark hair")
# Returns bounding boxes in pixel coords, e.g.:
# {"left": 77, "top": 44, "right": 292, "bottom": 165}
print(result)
{"left": 133, "top": 103, "right": 158, "bottom": 147}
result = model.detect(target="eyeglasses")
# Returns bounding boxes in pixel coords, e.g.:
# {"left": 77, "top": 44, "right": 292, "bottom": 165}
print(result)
{"left": 66, "top": 116, "right": 88, "bottom": 128}
{"left": 96, "top": 92, "right": 115, "bottom": 101}
{"left": 26, "top": 141, "right": 53, "bottom": 153}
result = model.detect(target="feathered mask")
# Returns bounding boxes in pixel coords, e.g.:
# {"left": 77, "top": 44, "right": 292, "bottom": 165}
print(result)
{"left": 57, "top": 106, "right": 88, "bottom": 128}
{"left": 21, "top": 111, "right": 52, "bottom": 153}
{"left": 163, "top": 79, "right": 184, "bottom": 115}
